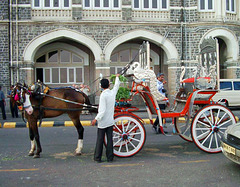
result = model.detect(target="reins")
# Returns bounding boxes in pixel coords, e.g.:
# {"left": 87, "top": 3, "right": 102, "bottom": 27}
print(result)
{"left": 39, "top": 92, "right": 98, "bottom": 109}
{"left": 33, "top": 106, "right": 94, "bottom": 111}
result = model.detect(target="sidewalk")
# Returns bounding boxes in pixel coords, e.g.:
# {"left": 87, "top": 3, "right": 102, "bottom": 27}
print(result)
{"left": 1, "top": 108, "right": 239, "bottom": 128}
{"left": 0, "top": 109, "right": 151, "bottom": 128}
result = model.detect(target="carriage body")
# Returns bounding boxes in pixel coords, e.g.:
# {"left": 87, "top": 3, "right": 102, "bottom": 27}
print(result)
{"left": 112, "top": 70, "right": 236, "bottom": 157}
{"left": 111, "top": 39, "right": 237, "bottom": 157}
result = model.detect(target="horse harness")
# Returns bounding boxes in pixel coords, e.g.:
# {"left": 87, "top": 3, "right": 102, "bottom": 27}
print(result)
{"left": 14, "top": 83, "right": 98, "bottom": 125}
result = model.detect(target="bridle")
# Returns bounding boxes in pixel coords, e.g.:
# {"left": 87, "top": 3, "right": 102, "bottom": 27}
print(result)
{"left": 13, "top": 83, "right": 32, "bottom": 110}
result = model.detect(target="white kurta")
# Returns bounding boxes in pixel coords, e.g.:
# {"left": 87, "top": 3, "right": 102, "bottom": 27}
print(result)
{"left": 95, "top": 77, "right": 120, "bottom": 129}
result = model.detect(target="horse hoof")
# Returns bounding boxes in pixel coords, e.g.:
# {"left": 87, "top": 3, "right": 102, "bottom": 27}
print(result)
{"left": 33, "top": 154, "right": 40, "bottom": 158}
{"left": 28, "top": 152, "right": 34, "bottom": 156}
{"left": 75, "top": 152, "right": 82, "bottom": 156}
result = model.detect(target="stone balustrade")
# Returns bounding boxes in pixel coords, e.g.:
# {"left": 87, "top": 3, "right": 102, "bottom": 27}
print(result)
{"left": 132, "top": 10, "right": 170, "bottom": 22}
{"left": 32, "top": 9, "right": 72, "bottom": 21}
{"left": 199, "top": 12, "right": 239, "bottom": 22}
{"left": 82, "top": 9, "right": 122, "bottom": 21}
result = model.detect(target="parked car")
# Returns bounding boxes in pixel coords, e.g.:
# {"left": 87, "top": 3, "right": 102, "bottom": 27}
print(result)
{"left": 221, "top": 123, "right": 240, "bottom": 165}
{"left": 212, "top": 79, "right": 240, "bottom": 107}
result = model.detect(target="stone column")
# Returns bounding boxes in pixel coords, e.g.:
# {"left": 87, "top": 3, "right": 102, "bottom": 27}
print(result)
{"left": 167, "top": 59, "right": 180, "bottom": 102}
{"left": 21, "top": 60, "right": 34, "bottom": 85}
{"left": 225, "top": 60, "right": 239, "bottom": 79}
{"left": 94, "top": 56, "right": 111, "bottom": 104}
{"left": 215, "top": 0, "right": 223, "bottom": 21}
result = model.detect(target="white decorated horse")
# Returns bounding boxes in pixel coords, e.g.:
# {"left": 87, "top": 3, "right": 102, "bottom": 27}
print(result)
{"left": 126, "top": 61, "right": 166, "bottom": 101}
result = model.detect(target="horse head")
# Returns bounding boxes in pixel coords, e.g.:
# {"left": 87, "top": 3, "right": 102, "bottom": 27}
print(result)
{"left": 13, "top": 83, "right": 33, "bottom": 115}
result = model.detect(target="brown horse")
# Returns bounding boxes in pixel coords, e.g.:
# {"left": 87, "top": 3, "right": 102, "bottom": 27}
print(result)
{"left": 12, "top": 82, "right": 97, "bottom": 158}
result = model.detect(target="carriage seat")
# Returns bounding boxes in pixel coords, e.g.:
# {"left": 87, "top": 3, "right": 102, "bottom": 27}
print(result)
{"left": 175, "top": 82, "right": 194, "bottom": 102}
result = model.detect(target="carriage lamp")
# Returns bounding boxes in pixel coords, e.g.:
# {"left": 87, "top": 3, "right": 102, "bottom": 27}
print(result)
{"left": 18, "top": 105, "right": 23, "bottom": 111}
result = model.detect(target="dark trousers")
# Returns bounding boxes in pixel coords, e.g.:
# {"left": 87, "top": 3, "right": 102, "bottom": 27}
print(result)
{"left": 94, "top": 126, "right": 114, "bottom": 161}
{"left": 153, "top": 104, "right": 166, "bottom": 126}
{"left": 0, "top": 101, "right": 6, "bottom": 120}
{"left": 10, "top": 101, "right": 18, "bottom": 118}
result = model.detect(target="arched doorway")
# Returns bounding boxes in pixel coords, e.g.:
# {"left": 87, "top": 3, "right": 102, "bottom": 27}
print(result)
{"left": 216, "top": 38, "right": 228, "bottom": 79}
{"left": 201, "top": 28, "right": 239, "bottom": 79}
{"left": 109, "top": 42, "right": 162, "bottom": 74}
{"left": 22, "top": 29, "right": 102, "bottom": 85}
{"left": 104, "top": 29, "right": 179, "bottom": 95}
{"left": 34, "top": 42, "right": 89, "bottom": 87}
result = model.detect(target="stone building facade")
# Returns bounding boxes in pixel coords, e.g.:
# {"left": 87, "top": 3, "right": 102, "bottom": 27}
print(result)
{"left": 0, "top": 0, "right": 240, "bottom": 101}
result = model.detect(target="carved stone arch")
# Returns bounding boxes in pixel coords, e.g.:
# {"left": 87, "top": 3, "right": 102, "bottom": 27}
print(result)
{"left": 23, "top": 28, "right": 102, "bottom": 63}
{"left": 201, "top": 28, "right": 239, "bottom": 61}
{"left": 103, "top": 29, "right": 179, "bottom": 62}
{"left": 35, "top": 42, "right": 89, "bottom": 65}
{"left": 111, "top": 43, "right": 159, "bottom": 65}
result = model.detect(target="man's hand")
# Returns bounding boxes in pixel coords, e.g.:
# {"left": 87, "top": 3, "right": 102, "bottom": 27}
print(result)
{"left": 116, "top": 74, "right": 120, "bottom": 77}
{"left": 91, "top": 119, "right": 97, "bottom": 126}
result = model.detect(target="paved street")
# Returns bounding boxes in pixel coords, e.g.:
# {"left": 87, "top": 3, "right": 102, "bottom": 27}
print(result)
{"left": 0, "top": 123, "right": 240, "bottom": 186}
{"left": 1, "top": 107, "right": 240, "bottom": 127}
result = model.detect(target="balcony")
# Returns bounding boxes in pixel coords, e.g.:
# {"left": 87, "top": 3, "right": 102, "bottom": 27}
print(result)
{"left": 82, "top": 9, "right": 122, "bottom": 21}
{"left": 132, "top": 10, "right": 170, "bottom": 22}
{"left": 32, "top": 9, "right": 72, "bottom": 21}
{"left": 225, "top": 12, "right": 238, "bottom": 22}
{"left": 198, "top": 12, "right": 239, "bottom": 22}
{"left": 198, "top": 12, "right": 216, "bottom": 21}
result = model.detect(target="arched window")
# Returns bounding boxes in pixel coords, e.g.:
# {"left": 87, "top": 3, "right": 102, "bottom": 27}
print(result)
{"left": 199, "top": 0, "right": 214, "bottom": 11}
{"left": 226, "top": 0, "right": 235, "bottom": 13}
{"left": 110, "top": 46, "right": 157, "bottom": 74}
{"left": 133, "top": 0, "right": 168, "bottom": 10}
{"left": 83, "top": 0, "right": 121, "bottom": 9}
{"left": 35, "top": 49, "right": 84, "bottom": 84}
{"left": 32, "top": 0, "right": 71, "bottom": 9}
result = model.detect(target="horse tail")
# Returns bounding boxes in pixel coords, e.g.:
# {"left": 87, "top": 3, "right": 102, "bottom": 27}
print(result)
{"left": 82, "top": 92, "right": 90, "bottom": 105}
{"left": 81, "top": 92, "right": 98, "bottom": 113}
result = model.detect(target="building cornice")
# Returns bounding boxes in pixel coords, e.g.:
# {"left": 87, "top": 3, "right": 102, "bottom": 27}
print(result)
{"left": 2, "top": 20, "right": 239, "bottom": 27}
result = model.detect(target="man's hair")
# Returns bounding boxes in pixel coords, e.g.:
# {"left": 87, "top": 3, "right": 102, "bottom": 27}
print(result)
{"left": 157, "top": 73, "right": 164, "bottom": 77}
{"left": 100, "top": 79, "right": 109, "bottom": 89}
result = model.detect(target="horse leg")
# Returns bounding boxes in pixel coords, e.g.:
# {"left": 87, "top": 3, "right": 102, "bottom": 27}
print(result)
{"left": 33, "top": 126, "right": 42, "bottom": 158}
{"left": 28, "top": 127, "right": 36, "bottom": 156}
{"left": 28, "top": 117, "right": 42, "bottom": 158}
{"left": 68, "top": 114, "right": 84, "bottom": 155}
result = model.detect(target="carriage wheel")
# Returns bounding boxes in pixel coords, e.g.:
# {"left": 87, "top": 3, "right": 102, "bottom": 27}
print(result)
{"left": 191, "top": 104, "right": 236, "bottom": 153}
{"left": 104, "top": 114, "right": 146, "bottom": 157}
{"left": 175, "top": 116, "right": 193, "bottom": 142}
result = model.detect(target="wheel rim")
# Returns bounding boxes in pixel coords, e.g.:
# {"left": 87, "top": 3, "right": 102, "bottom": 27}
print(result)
{"left": 175, "top": 116, "right": 193, "bottom": 142}
{"left": 191, "top": 105, "right": 236, "bottom": 153}
{"left": 108, "top": 115, "right": 146, "bottom": 157}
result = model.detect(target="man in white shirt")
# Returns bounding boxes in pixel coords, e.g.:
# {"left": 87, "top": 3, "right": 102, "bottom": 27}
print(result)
{"left": 91, "top": 74, "right": 120, "bottom": 163}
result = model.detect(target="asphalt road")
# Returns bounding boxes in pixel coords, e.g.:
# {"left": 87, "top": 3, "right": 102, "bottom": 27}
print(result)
{"left": 1, "top": 107, "right": 240, "bottom": 127}
{"left": 0, "top": 125, "right": 240, "bottom": 187}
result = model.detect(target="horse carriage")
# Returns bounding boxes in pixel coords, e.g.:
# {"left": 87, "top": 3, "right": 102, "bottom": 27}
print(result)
{"left": 12, "top": 39, "right": 236, "bottom": 158}
{"left": 106, "top": 39, "right": 236, "bottom": 157}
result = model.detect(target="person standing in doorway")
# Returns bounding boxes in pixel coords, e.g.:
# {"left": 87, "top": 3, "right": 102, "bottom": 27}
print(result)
{"left": 7, "top": 85, "right": 18, "bottom": 118}
{"left": 0, "top": 86, "right": 7, "bottom": 120}
{"left": 91, "top": 74, "right": 120, "bottom": 163}
{"left": 152, "top": 73, "right": 169, "bottom": 133}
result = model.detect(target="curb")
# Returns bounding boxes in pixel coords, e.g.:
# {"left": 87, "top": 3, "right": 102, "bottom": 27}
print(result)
{"left": 0, "top": 119, "right": 151, "bottom": 128}
{"left": 0, "top": 120, "right": 92, "bottom": 128}
{"left": 0, "top": 117, "right": 239, "bottom": 129}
